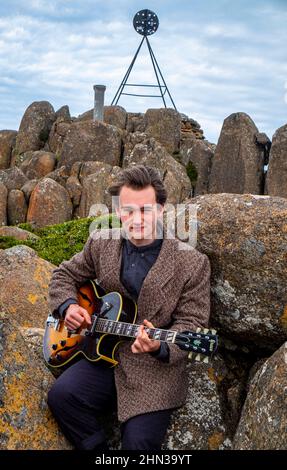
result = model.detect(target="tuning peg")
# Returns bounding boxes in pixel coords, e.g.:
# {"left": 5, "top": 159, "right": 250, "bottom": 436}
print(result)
{"left": 211, "top": 329, "right": 217, "bottom": 335}
{"left": 195, "top": 354, "right": 201, "bottom": 361}
{"left": 196, "top": 327, "right": 201, "bottom": 333}
{"left": 188, "top": 352, "right": 193, "bottom": 360}
{"left": 203, "top": 328, "right": 209, "bottom": 334}
{"left": 203, "top": 356, "right": 209, "bottom": 364}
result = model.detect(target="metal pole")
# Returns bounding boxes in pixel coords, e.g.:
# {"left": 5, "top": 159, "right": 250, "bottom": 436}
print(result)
{"left": 93, "top": 85, "right": 106, "bottom": 121}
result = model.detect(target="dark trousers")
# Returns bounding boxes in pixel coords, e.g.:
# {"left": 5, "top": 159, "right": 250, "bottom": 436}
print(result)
{"left": 47, "top": 359, "right": 173, "bottom": 450}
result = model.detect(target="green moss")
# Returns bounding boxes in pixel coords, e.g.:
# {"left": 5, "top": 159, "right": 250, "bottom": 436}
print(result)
{"left": 1, "top": 214, "right": 121, "bottom": 266}
{"left": 186, "top": 161, "right": 198, "bottom": 185}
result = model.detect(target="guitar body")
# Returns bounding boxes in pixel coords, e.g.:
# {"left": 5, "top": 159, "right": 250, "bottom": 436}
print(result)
{"left": 43, "top": 280, "right": 137, "bottom": 370}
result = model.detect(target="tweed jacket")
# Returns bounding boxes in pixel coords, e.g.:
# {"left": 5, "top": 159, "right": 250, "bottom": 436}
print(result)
{"left": 48, "top": 227, "right": 211, "bottom": 423}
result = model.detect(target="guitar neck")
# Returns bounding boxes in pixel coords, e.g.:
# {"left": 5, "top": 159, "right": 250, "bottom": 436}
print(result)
{"left": 94, "top": 317, "right": 177, "bottom": 344}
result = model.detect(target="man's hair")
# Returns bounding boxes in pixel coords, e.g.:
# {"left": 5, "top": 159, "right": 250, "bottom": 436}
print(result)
{"left": 108, "top": 165, "right": 167, "bottom": 205}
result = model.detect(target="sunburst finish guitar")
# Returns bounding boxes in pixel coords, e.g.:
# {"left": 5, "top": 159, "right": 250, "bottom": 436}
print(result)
{"left": 43, "top": 280, "right": 218, "bottom": 370}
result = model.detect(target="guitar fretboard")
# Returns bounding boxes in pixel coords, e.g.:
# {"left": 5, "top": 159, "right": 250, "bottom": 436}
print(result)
{"left": 94, "top": 317, "right": 177, "bottom": 343}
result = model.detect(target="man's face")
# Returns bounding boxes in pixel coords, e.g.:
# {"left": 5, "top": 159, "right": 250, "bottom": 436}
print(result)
{"left": 115, "top": 185, "right": 164, "bottom": 242}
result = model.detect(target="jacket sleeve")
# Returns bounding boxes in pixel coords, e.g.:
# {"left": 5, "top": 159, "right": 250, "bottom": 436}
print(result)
{"left": 168, "top": 253, "right": 211, "bottom": 366}
{"left": 48, "top": 235, "right": 98, "bottom": 318}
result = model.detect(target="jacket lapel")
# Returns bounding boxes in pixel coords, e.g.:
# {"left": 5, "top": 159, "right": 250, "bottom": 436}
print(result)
{"left": 99, "top": 226, "right": 175, "bottom": 321}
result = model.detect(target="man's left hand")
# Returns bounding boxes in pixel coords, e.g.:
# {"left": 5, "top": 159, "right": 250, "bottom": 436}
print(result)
{"left": 131, "top": 319, "right": 161, "bottom": 354}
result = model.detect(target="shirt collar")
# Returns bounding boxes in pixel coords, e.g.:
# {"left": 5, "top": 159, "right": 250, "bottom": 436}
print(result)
{"left": 125, "top": 237, "right": 163, "bottom": 254}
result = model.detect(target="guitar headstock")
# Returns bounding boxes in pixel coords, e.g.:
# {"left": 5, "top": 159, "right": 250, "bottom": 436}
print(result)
{"left": 175, "top": 327, "right": 218, "bottom": 364}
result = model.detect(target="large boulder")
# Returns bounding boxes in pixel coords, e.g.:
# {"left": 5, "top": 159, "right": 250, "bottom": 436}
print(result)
{"left": 104, "top": 105, "right": 127, "bottom": 130}
{"left": 27, "top": 178, "right": 73, "bottom": 228}
{"left": 164, "top": 356, "right": 234, "bottom": 450}
{"left": 209, "top": 113, "right": 265, "bottom": 194}
{"left": 58, "top": 120, "right": 122, "bottom": 171}
{"left": 265, "top": 124, "right": 287, "bottom": 198}
{"left": 48, "top": 117, "right": 73, "bottom": 155}
{"left": 182, "top": 193, "right": 287, "bottom": 350}
{"left": 20, "top": 151, "right": 56, "bottom": 180}
{"left": 0, "top": 181, "right": 7, "bottom": 226}
{"left": 7, "top": 189, "right": 28, "bottom": 225}
{"left": 180, "top": 139, "right": 214, "bottom": 196}
{"left": 14, "top": 101, "right": 56, "bottom": 156}
{"left": 0, "top": 245, "right": 55, "bottom": 327}
{"left": 123, "top": 136, "right": 191, "bottom": 204}
{"left": 78, "top": 163, "right": 122, "bottom": 217}
{"left": 143, "top": 108, "right": 181, "bottom": 154}
{"left": 0, "top": 167, "right": 28, "bottom": 191}
{"left": 0, "top": 130, "right": 17, "bottom": 169}
{"left": 0, "top": 226, "right": 39, "bottom": 241}
{"left": 0, "top": 310, "right": 71, "bottom": 449}
{"left": 233, "top": 342, "right": 287, "bottom": 449}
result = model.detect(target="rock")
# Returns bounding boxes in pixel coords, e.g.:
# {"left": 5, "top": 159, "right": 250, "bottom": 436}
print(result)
{"left": 0, "top": 226, "right": 39, "bottom": 240}
{"left": 164, "top": 356, "right": 233, "bottom": 450}
{"left": 76, "top": 109, "right": 93, "bottom": 122}
{"left": 180, "top": 139, "right": 214, "bottom": 196}
{"left": 48, "top": 117, "right": 72, "bottom": 155}
{"left": 180, "top": 114, "right": 205, "bottom": 140}
{"left": 183, "top": 193, "right": 287, "bottom": 350}
{"left": 123, "top": 137, "right": 191, "bottom": 204}
{"left": 0, "top": 130, "right": 17, "bottom": 169}
{"left": 0, "top": 182, "right": 8, "bottom": 226}
{"left": 233, "top": 342, "right": 287, "bottom": 449}
{"left": 66, "top": 175, "right": 82, "bottom": 208}
{"left": 209, "top": 113, "right": 265, "bottom": 194}
{"left": 7, "top": 190, "right": 28, "bottom": 225}
{"left": 14, "top": 101, "right": 56, "bottom": 156}
{"left": 55, "top": 105, "right": 71, "bottom": 120}
{"left": 0, "top": 167, "right": 28, "bottom": 191}
{"left": 44, "top": 165, "right": 70, "bottom": 188}
{"left": 0, "top": 311, "right": 71, "bottom": 449}
{"left": 0, "top": 245, "right": 55, "bottom": 327}
{"left": 27, "top": 178, "right": 73, "bottom": 228}
{"left": 126, "top": 112, "right": 145, "bottom": 133}
{"left": 143, "top": 108, "right": 181, "bottom": 154}
{"left": 20, "top": 151, "right": 56, "bottom": 180}
{"left": 265, "top": 124, "right": 287, "bottom": 198}
{"left": 104, "top": 106, "right": 127, "bottom": 130}
{"left": 21, "top": 179, "right": 39, "bottom": 203}
{"left": 58, "top": 120, "right": 122, "bottom": 171}
{"left": 78, "top": 163, "right": 122, "bottom": 216}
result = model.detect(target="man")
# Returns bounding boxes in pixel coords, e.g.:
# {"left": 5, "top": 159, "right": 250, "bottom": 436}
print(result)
{"left": 47, "top": 164, "right": 211, "bottom": 450}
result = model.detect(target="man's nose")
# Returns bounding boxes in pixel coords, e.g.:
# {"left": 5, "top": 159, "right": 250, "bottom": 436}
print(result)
{"left": 133, "top": 210, "right": 143, "bottom": 224}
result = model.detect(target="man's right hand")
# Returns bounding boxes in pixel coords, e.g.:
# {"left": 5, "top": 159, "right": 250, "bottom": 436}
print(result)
{"left": 64, "top": 304, "right": 91, "bottom": 331}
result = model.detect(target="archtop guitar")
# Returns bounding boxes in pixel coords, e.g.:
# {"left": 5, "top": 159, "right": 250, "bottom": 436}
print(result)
{"left": 43, "top": 280, "right": 218, "bottom": 370}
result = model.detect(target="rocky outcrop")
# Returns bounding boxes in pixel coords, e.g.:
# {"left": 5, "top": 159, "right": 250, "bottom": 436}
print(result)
{"left": 0, "top": 310, "right": 71, "bottom": 450}
{"left": 14, "top": 101, "right": 56, "bottom": 156}
{"left": 27, "top": 178, "right": 73, "bottom": 228}
{"left": 233, "top": 342, "right": 287, "bottom": 449}
{"left": 182, "top": 193, "right": 287, "bottom": 350}
{"left": 180, "top": 114, "right": 205, "bottom": 140}
{"left": 57, "top": 120, "right": 122, "bottom": 171}
{"left": 123, "top": 136, "right": 191, "bottom": 204}
{"left": 0, "top": 130, "right": 17, "bottom": 169}
{"left": 0, "top": 245, "right": 54, "bottom": 327}
{"left": 265, "top": 124, "right": 287, "bottom": 198}
{"left": 209, "top": 113, "right": 265, "bottom": 195}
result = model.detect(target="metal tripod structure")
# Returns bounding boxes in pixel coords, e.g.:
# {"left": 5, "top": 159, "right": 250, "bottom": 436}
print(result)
{"left": 111, "top": 9, "right": 177, "bottom": 110}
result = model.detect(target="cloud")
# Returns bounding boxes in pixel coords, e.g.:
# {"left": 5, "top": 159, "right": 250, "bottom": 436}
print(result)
{"left": 0, "top": 1, "right": 286, "bottom": 144}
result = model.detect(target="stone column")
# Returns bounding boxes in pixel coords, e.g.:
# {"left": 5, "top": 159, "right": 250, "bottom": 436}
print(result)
{"left": 93, "top": 85, "right": 106, "bottom": 121}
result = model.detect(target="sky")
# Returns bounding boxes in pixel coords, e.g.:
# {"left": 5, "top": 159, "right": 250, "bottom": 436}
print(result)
{"left": 0, "top": 0, "right": 286, "bottom": 144}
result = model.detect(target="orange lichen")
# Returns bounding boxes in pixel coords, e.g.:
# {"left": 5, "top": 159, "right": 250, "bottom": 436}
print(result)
{"left": 280, "top": 305, "right": 287, "bottom": 331}
{"left": 33, "top": 263, "right": 50, "bottom": 290}
{"left": 208, "top": 432, "right": 225, "bottom": 450}
{"left": 208, "top": 367, "right": 224, "bottom": 384}
{"left": 27, "top": 294, "right": 38, "bottom": 305}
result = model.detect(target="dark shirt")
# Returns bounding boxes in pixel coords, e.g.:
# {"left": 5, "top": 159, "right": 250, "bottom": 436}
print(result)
{"left": 58, "top": 236, "right": 169, "bottom": 362}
